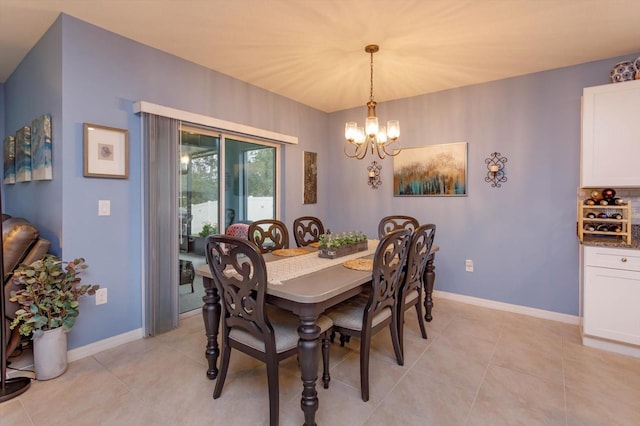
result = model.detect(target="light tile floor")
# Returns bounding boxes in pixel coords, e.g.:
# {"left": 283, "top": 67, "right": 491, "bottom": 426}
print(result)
{"left": 3, "top": 297, "right": 640, "bottom": 425}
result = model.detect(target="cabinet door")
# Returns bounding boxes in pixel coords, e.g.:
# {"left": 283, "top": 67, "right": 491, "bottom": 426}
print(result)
{"left": 581, "top": 79, "right": 640, "bottom": 187}
{"left": 583, "top": 265, "right": 640, "bottom": 345}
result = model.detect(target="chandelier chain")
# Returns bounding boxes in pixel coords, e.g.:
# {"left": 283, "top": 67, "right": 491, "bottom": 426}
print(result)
{"left": 369, "top": 49, "right": 374, "bottom": 102}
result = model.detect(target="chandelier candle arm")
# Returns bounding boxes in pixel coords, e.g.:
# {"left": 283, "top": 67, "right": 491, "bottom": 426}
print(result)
{"left": 343, "top": 44, "right": 401, "bottom": 160}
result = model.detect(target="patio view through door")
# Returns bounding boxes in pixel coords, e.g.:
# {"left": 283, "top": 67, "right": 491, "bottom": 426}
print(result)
{"left": 178, "top": 125, "right": 278, "bottom": 314}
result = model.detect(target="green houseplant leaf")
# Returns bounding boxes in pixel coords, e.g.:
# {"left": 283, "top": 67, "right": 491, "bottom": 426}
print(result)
{"left": 9, "top": 254, "right": 100, "bottom": 337}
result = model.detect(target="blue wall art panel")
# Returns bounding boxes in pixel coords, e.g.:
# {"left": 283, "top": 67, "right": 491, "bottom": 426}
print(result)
{"left": 31, "top": 114, "right": 52, "bottom": 180}
{"left": 15, "top": 125, "right": 31, "bottom": 182}
{"left": 3, "top": 135, "right": 16, "bottom": 184}
{"left": 393, "top": 142, "right": 468, "bottom": 196}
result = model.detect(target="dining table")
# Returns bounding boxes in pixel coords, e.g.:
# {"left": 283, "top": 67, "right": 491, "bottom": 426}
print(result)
{"left": 196, "top": 241, "right": 439, "bottom": 425}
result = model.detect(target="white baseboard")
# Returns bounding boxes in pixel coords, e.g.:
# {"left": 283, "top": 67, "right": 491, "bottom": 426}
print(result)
{"left": 67, "top": 328, "right": 144, "bottom": 362}
{"left": 433, "top": 290, "right": 580, "bottom": 325}
{"left": 582, "top": 335, "right": 640, "bottom": 358}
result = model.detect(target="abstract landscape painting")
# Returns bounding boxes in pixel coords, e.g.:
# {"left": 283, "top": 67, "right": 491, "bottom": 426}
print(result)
{"left": 3, "top": 135, "right": 16, "bottom": 184}
{"left": 31, "top": 114, "right": 52, "bottom": 180}
{"left": 393, "top": 142, "right": 467, "bottom": 196}
{"left": 15, "top": 126, "right": 32, "bottom": 182}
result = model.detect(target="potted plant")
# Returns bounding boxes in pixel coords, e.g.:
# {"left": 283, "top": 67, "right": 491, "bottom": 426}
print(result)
{"left": 9, "top": 254, "right": 99, "bottom": 380}
{"left": 192, "top": 221, "right": 218, "bottom": 255}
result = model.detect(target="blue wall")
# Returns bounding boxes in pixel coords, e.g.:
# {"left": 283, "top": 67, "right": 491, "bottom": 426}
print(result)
{"left": 2, "top": 13, "right": 638, "bottom": 349}
{"left": 329, "top": 56, "right": 629, "bottom": 316}
{"left": 3, "top": 15, "right": 330, "bottom": 349}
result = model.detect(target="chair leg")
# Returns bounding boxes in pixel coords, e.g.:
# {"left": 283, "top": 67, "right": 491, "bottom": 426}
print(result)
{"left": 213, "top": 342, "right": 231, "bottom": 399}
{"left": 360, "top": 332, "right": 371, "bottom": 402}
{"left": 322, "top": 332, "right": 331, "bottom": 389}
{"left": 339, "top": 333, "right": 348, "bottom": 347}
{"left": 415, "top": 300, "right": 428, "bottom": 339}
{"left": 265, "top": 353, "right": 280, "bottom": 426}
{"left": 390, "top": 312, "right": 404, "bottom": 367}
{"left": 397, "top": 303, "right": 407, "bottom": 358}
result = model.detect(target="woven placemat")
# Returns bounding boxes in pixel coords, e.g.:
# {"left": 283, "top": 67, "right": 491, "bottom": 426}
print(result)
{"left": 343, "top": 258, "right": 373, "bottom": 271}
{"left": 309, "top": 242, "right": 320, "bottom": 248}
{"left": 272, "top": 248, "right": 309, "bottom": 257}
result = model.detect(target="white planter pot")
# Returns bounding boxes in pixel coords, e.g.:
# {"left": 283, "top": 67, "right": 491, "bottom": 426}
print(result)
{"left": 33, "top": 327, "right": 68, "bottom": 380}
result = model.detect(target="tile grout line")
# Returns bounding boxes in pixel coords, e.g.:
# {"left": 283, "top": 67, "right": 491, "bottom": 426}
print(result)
{"left": 462, "top": 321, "right": 503, "bottom": 426}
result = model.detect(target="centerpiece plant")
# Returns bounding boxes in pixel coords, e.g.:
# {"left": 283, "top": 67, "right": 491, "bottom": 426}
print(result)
{"left": 10, "top": 254, "right": 100, "bottom": 337}
{"left": 318, "top": 231, "right": 367, "bottom": 249}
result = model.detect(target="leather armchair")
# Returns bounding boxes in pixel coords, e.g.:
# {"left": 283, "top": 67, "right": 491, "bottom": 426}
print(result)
{"left": 3, "top": 215, "right": 51, "bottom": 357}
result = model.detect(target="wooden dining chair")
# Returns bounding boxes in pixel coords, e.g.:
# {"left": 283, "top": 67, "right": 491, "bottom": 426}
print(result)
{"left": 377, "top": 215, "right": 419, "bottom": 239}
{"left": 205, "top": 235, "right": 333, "bottom": 426}
{"left": 293, "top": 216, "right": 325, "bottom": 247}
{"left": 248, "top": 219, "right": 290, "bottom": 253}
{"left": 397, "top": 223, "right": 436, "bottom": 356}
{"left": 326, "top": 229, "right": 411, "bottom": 402}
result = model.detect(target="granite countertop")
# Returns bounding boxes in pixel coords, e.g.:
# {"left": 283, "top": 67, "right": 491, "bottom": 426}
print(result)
{"left": 581, "top": 224, "right": 640, "bottom": 250}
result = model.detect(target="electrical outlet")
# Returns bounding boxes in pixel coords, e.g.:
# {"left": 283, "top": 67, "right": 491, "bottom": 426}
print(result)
{"left": 96, "top": 288, "right": 108, "bottom": 305}
{"left": 465, "top": 259, "right": 474, "bottom": 272}
{"left": 98, "top": 200, "right": 110, "bottom": 216}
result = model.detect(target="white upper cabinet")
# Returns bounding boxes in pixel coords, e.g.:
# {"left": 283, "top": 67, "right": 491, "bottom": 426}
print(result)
{"left": 581, "top": 79, "right": 640, "bottom": 187}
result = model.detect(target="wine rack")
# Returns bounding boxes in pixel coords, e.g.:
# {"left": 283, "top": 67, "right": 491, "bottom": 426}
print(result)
{"left": 578, "top": 200, "right": 631, "bottom": 245}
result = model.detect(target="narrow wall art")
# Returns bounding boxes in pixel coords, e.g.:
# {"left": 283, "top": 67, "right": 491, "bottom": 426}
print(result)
{"left": 15, "top": 126, "right": 32, "bottom": 182}
{"left": 3, "top": 135, "right": 16, "bottom": 184}
{"left": 393, "top": 142, "right": 468, "bottom": 196}
{"left": 303, "top": 151, "right": 317, "bottom": 204}
{"left": 31, "top": 114, "right": 52, "bottom": 180}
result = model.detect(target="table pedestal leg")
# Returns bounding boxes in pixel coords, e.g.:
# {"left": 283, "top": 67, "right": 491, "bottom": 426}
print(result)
{"left": 298, "top": 315, "right": 320, "bottom": 426}
{"left": 202, "top": 276, "right": 220, "bottom": 379}
{"left": 424, "top": 253, "right": 436, "bottom": 322}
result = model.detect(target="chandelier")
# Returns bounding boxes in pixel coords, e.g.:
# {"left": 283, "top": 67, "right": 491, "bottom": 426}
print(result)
{"left": 344, "top": 44, "right": 400, "bottom": 160}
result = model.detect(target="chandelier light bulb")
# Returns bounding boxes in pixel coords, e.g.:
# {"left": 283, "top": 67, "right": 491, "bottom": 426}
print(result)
{"left": 365, "top": 116, "right": 379, "bottom": 137}
{"left": 345, "top": 122, "right": 358, "bottom": 141}
{"left": 387, "top": 120, "right": 400, "bottom": 141}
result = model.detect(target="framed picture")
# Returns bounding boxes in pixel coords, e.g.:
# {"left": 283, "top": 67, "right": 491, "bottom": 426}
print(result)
{"left": 303, "top": 151, "right": 317, "bottom": 204}
{"left": 15, "top": 126, "right": 31, "bottom": 182}
{"left": 393, "top": 142, "right": 468, "bottom": 196}
{"left": 83, "top": 123, "right": 129, "bottom": 179}
{"left": 31, "top": 114, "right": 52, "bottom": 180}
{"left": 3, "top": 135, "right": 16, "bottom": 184}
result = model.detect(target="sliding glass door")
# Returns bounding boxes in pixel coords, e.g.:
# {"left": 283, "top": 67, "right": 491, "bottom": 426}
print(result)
{"left": 224, "top": 138, "right": 277, "bottom": 227}
{"left": 178, "top": 126, "right": 279, "bottom": 314}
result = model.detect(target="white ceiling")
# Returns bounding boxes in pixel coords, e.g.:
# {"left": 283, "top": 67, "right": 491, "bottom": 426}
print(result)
{"left": 1, "top": 0, "right": 640, "bottom": 113}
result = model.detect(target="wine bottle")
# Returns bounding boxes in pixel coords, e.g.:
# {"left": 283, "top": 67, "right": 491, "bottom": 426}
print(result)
{"left": 590, "top": 190, "right": 601, "bottom": 200}
{"left": 597, "top": 213, "right": 608, "bottom": 219}
{"left": 596, "top": 224, "right": 610, "bottom": 232}
{"left": 613, "top": 198, "right": 625, "bottom": 205}
{"left": 609, "top": 225, "right": 621, "bottom": 233}
{"left": 584, "top": 224, "right": 595, "bottom": 232}
{"left": 584, "top": 198, "right": 596, "bottom": 205}
{"left": 585, "top": 212, "right": 596, "bottom": 219}
{"left": 602, "top": 188, "right": 616, "bottom": 199}
{"left": 599, "top": 199, "right": 609, "bottom": 206}
{"left": 610, "top": 213, "right": 623, "bottom": 220}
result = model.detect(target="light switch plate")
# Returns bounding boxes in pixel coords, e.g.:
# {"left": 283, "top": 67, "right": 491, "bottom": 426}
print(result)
{"left": 96, "top": 288, "right": 107, "bottom": 305}
{"left": 98, "top": 200, "right": 110, "bottom": 216}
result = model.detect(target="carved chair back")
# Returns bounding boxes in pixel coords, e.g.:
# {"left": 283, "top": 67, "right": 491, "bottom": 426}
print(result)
{"left": 293, "top": 216, "right": 325, "bottom": 247}
{"left": 377, "top": 215, "right": 419, "bottom": 239}
{"left": 248, "top": 219, "right": 289, "bottom": 254}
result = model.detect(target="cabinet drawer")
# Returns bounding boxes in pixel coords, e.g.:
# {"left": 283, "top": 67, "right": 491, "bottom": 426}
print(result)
{"left": 583, "top": 246, "right": 640, "bottom": 271}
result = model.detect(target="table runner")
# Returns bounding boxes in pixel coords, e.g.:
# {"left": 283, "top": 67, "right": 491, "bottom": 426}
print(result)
{"left": 267, "top": 240, "right": 379, "bottom": 285}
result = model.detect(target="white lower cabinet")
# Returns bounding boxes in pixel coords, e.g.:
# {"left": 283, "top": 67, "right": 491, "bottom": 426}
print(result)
{"left": 582, "top": 245, "right": 640, "bottom": 349}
